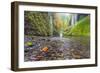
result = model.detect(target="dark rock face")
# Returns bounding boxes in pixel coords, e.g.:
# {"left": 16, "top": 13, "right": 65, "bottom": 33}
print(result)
{"left": 24, "top": 36, "right": 90, "bottom": 62}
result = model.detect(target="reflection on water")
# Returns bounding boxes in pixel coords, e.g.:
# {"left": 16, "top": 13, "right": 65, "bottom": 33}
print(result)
{"left": 24, "top": 36, "right": 90, "bottom": 61}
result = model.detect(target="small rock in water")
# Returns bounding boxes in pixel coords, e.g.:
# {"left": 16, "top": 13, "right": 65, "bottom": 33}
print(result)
{"left": 71, "top": 49, "right": 81, "bottom": 59}
{"left": 30, "top": 56, "right": 37, "bottom": 61}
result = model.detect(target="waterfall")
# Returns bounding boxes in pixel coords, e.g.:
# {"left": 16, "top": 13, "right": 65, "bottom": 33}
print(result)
{"left": 60, "top": 32, "right": 63, "bottom": 38}
{"left": 71, "top": 14, "right": 78, "bottom": 26}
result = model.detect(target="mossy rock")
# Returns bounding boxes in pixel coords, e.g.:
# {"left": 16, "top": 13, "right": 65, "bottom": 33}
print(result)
{"left": 25, "top": 41, "right": 33, "bottom": 47}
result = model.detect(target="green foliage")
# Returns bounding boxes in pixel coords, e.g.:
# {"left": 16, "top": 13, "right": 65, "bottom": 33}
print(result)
{"left": 25, "top": 11, "right": 51, "bottom": 36}
{"left": 25, "top": 11, "right": 90, "bottom": 37}
{"left": 67, "top": 16, "right": 90, "bottom": 36}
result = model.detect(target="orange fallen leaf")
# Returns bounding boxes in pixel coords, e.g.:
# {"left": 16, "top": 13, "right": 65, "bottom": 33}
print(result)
{"left": 41, "top": 47, "right": 48, "bottom": 52}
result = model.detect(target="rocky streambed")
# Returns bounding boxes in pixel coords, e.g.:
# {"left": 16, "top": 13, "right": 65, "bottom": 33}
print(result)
{"left": 24, "top": 36, "right": 90, "bottom": 62}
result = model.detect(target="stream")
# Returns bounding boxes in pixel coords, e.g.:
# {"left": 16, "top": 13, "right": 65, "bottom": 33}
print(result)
{"left": 24, "top": 36, "right": 90, "bottom": 61}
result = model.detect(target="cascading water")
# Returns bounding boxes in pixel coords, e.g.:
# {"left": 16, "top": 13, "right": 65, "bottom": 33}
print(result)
{"left": 71, "top": 14, "right": 78, "bottom": 26}
{"left": 60, "top": 31, "right": 63, "bottom": 38}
